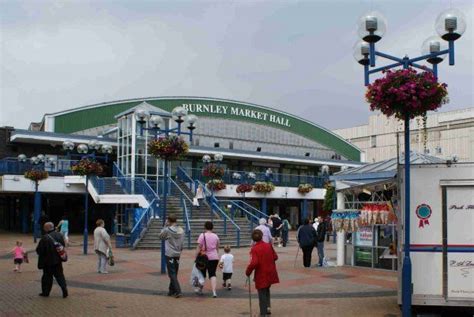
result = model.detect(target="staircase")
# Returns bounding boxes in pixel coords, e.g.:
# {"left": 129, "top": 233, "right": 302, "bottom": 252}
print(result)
{"left": 135, "top": 179, "right": 254, "bottom": 249}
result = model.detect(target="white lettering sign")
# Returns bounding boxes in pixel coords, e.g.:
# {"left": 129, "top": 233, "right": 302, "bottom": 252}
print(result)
{"left": 182, "top": 103, "right": 291, "bottom": 127}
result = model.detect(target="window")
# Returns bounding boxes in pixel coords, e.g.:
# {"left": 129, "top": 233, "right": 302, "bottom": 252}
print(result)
{"left": 257, "top": 147, "right": 262, "bottom": 152}
{"left": 229, "top": 141, "right": 234, "bottom": 150}
{"left": 370, "top": 135, "right": 377, "bottom": 148}
{"left": 214, "top": 142, "right": 220, "bottom": 148}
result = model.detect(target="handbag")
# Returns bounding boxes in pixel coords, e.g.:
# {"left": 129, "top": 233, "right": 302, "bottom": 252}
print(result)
{"left": 195, "top": 232, "right": 208, "bottom": 270}
{"left": 192, "top": 197, "right": 200, "bottom": 207}
{"left": 48, "top": 234, "right": 68, "bottom": 262}
{"left": 108, "top": 249, "right": 115, "bottom": 266}
{"left": 23, "top": 252, "right": 29, "bottom": 264}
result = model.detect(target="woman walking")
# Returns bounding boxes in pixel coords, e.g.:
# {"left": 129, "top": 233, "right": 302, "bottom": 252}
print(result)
{"left": 94, "top": 219, "right": 112, "bottom": 274}
{"left": 196, "top": 221, "right": 220, "bottom": 297}
{"left": 246, "top": 229, "right": 279, "bottom": 317}
{"left": 56, "top": 215, "right": 69, "bottom": 246}
{"left": 195, "top": 184, "right": 205, "bottom": 211}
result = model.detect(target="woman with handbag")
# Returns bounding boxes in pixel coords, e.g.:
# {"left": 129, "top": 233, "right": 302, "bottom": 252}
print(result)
{"left": 94, "top": 219, "right": 112, "bottom": 274}
{"left": 195, "top": 221, "right": 220, "bottom": 298}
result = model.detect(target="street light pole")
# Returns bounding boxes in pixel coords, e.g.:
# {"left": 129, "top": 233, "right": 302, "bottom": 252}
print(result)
{"left": 354, "top": 8, "right": 466, "bottom": 317}
{"left": 84, "top": 175, "right": 89, "bottom": 255}
{"left": 135, "top": 106, "right": 197, "bottom": 275}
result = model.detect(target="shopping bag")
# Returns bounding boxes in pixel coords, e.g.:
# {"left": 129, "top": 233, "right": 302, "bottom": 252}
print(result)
{"left": 23, "top": 253, "right": 29, "bottom": 264}
{"left": 108, "top": 249, "right": 115, "bottom": 266}
{"left": 190, "top": 264, "right": 205, "bottom": 287}
{"left": 192, "top": 197, "right": 199, "bottom": 207}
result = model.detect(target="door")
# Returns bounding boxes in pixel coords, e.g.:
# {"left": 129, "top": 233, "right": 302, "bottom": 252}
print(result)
{"left": 444, "top": 185, "right": 474, "bottom": 300}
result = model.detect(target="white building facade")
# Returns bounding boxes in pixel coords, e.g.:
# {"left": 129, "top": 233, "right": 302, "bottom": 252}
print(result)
{"left": 333, "top": 108, "right": 474, "bottom": 163}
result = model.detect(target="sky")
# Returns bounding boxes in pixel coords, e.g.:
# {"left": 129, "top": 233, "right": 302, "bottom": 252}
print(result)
{"left": 0, "top": 0, "right": 472, "bottom": 130}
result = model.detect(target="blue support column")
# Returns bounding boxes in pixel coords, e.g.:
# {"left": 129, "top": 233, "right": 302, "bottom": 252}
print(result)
{"left": 161, "top": 159, "right": 169, "bottom": 274}
{"left": 402, "top": 113, "right": 412, "bottom": 317}
{"left": 261, "top": 198, "right": 268, "bottom": 215}
{"left": 33, "top": 183, "right": 41, "bottom": 243}
{"left": 369, "top": 43, "right": 375, "bottom": 67}
{"left": 83, "top": 175, "right": 89, "bottom": 255}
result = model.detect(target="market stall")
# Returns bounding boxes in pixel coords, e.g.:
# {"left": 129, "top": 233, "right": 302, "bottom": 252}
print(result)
{"left": 330, "top": 153, "right": 444, "bottom": 270}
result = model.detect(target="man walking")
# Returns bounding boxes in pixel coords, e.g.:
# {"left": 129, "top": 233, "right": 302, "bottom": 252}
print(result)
{"left": 159, "top": 214, "right": 185, "bottom": 298}
{"left": 36, "top": 222, "right": 68, "bottom": 298}
{"left": 316, "top": 216, "right": 327, "bottom": 267}
{"left": 296, "top": 219, "right": 317, "bottom": 268}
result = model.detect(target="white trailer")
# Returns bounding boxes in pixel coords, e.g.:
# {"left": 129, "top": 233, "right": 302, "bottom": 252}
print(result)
{"left": 398, "top": 163, "right": 474, "bottom": 308}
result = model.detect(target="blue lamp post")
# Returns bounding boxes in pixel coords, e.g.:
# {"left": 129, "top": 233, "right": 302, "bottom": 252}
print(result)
{"left": 354, "top": 8, "right": 466, "bottom": 317}
{"left": 65, "top": 141, "right": 112, "bottom": 255}
{"left": 135, "top": 106, "right": 197, "bottom": 274}
{"left": 18, "top": 154, "right": 56, "bottom": 243}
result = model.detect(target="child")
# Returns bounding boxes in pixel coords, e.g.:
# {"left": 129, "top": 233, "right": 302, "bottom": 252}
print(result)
{"left": 219, "top": 245, "right": 234, "bottom": 290}
{"left": 12, "top": 241, "right": 26, "bottom": 272}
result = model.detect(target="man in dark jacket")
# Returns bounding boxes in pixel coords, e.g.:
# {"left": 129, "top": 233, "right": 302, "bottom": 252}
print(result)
{"left": 36, "top": 222, "right": 68, "bottom": 298}
{"left": 316, "top": 216, "right": 327, "bottom": 267}
{"left": 296, "top": 218, "right": 317, "bottom": 268}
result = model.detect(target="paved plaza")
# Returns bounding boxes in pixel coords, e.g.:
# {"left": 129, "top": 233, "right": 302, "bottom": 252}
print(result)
{"left": 1, "top": 232, "right": 400, "bottom": 317}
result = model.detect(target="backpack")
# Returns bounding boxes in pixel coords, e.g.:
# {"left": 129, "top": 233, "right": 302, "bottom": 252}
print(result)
{"left": 48, "top": 234, "right": 68, "bottom": 262}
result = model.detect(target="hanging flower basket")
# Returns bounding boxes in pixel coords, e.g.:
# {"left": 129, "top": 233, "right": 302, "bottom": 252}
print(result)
{"left": 207, "top": 179, "right": 226, "bottom": 191}
{"left": 71, "top": 159, "right": 104, "bottom": 176}
{"left": 236, "top": 183, "right": 253, "bottom": 194}
{"left": 24, "top": 170, "right": 49, "bottom": 182}
{"left": 148, "top": 135, "right": 189, "bottom": 160}
{"left": 253, "top": 181, "right": 275, "bottom": 194}
{"left": 366, "top": 68, "right": 448, "bottom": 120}
{"left": 202, "top": 164, "right": 225, "bottom": 178}
{"left": 297, "top": 183, "right": 313, "bottom": 194}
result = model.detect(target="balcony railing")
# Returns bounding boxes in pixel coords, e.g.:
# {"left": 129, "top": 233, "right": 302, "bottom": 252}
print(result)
{"left": 0, "top": 158, "right": 79, "bottom": 176}
{"left": 183, "top": 167, "right": 328, "bottom": 188}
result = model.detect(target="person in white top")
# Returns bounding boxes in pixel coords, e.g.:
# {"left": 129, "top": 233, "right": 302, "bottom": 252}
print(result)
{"left": 312, "top": 217, "right": 319, "bottom": 232}
{"left": 219, "top": 246, "right": 234, "bottom": 290}
{"left": 195, "top": 184, "right": 205, "bottom": 211}
{"left": 255, "top": 218, "right": 273, "bottom": 244}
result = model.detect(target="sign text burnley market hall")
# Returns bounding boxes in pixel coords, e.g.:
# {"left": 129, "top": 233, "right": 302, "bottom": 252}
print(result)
{"left": 182, "top": 103, "right": 291, "bottom": 128}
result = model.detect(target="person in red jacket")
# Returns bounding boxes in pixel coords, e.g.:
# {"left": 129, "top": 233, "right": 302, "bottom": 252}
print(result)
{"left": 245, "top": 229, "right": 279, "bottom": 317}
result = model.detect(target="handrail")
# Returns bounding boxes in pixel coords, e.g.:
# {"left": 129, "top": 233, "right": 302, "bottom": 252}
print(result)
{"left": 224, "top": 200, "right": 259, "bottom": 223}
{"left": 177, "top": 166, "right": 195, "bottom": 192}
{"left": 228, "top": 200, "right": 268, "bottom": 220}
{"left": 169, "top": 177, "right": 193, "bottom": 203}
{"left": 130, "top": 199, "right": 155, "bottom": 248}
{"left": 180, "top": 194, "right": 192, "bottom": 249}
{"left": 211, "top": 202, "right": 241, "bottom": 247}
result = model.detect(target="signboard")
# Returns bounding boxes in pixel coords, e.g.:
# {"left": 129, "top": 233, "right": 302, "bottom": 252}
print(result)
{"left": 446, "top": 186, "right": 474, "bottom": 300}
{"left": 355, "top": 226, "right": 373, "bottom": 246}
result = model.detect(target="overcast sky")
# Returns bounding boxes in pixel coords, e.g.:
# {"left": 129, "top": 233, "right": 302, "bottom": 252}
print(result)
{"left": 1, "top": 0, "right": 472, "bottom": 130}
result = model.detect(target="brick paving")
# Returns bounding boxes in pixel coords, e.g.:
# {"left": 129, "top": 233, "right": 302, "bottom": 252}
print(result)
{"left": 0, "top": 232, "right": 400, "bottom": 317}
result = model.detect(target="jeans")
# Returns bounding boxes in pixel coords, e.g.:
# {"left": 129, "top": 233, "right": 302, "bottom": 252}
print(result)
{"left": 317, "top": 241, "right": 325, "bottom": 266}
{"left": 257, "top": 287, "right": 271, "bottom": 316}
{"left": 282, "top": 230, "right": 288, "bottom": 247}
{"left": 97, "top": 252, "right": 107, "bottom": 273}
{"left": 41, "top": 264, "right": 67, "bottom": 296}
{"left": 301, "top": 246, "right": 313, "bottom": 268}
{"left": 166, "top": 256, "right": 181, "bottom": 295}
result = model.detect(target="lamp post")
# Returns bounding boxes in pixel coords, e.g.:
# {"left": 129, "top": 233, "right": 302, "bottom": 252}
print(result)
{"left": 63, "top": 141, "right": 111, "bottom": 255}
{"left": 354, "top": 8, "right": 465, "bottom": 317}
{"left": 18, "top": 154, "right": 56, "bottom": 242}
{"left": 202, "top": 153, "right": 224, "bottom": 202}
{"left": 135, "top": 106, "right": 197, "bottom": 274}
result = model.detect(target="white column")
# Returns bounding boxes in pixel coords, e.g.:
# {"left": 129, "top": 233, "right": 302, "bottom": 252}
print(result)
{"left": 336, "top": 192, "right": 346, "bottom": 266}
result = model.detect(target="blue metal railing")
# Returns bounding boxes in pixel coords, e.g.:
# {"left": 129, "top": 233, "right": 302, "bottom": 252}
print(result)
{"left": 129, "top": 199, "right": 155, "bottom": 248}
{"left": 220, "top": 200, "right": 259, "bottom": 233}
{"left": 183, "top": 167, "right": 328, "bottom": 188}
{"left": 169, "top": 178, "right": 192, "bottom": 249}
{"left": 112, "top": 162, "right": 161, "bottom": 218}
{"left": 0, "top": 158, "right": 79, "bottom": 176}
{"left": 211, "top": 202, "right": 241, "bottom": 248}
{"left": 232, "top": 200, "right": 268, "bottom": 220}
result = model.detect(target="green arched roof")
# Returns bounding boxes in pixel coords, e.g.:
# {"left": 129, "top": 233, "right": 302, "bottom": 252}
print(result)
{"left": 49, "top": 96, "right": 360, "bottom": 161}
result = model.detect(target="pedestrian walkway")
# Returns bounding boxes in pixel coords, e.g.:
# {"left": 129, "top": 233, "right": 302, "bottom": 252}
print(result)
{"left": 0, "top": 232, "right": 399, "bottom": 316}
